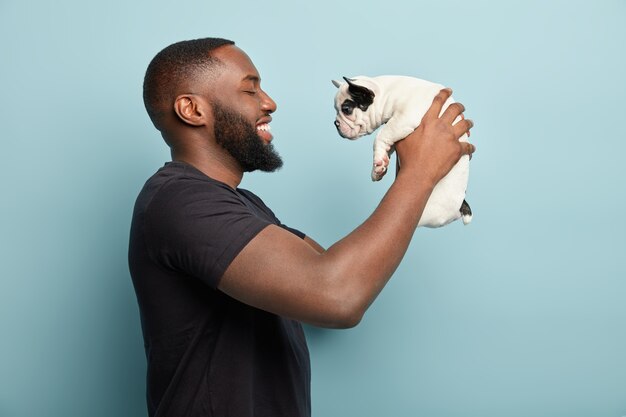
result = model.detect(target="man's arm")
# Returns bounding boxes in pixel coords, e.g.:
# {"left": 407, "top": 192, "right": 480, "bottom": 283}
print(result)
{"left": 219, "top": 88, "right": 475, "bottom": 328}
{"left": 303, "top": 236, "right": 325, "bottom": 253}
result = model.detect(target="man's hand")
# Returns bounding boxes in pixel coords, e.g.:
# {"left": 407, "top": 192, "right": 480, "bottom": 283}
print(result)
{"left": 395, "top": 88, "right": 475, "bottom": 186}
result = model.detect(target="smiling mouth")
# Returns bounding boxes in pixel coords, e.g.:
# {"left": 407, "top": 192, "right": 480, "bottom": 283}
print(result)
{"left": 256, "top": 123, "right": 273, "bottom": 142}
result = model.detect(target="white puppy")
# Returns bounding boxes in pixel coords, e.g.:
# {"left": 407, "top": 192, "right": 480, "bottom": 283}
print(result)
{"left": 332, "top": 75, "right": 472, "bottom": 227}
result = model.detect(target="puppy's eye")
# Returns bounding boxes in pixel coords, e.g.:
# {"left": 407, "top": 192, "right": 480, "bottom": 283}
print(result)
{"left": 341, "top": 100, "right": 355, "bottom": 115}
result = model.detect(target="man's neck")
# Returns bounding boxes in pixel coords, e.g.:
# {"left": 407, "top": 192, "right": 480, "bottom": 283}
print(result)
{"left": 171, "top": 144, "right": 243, "bottom": 189}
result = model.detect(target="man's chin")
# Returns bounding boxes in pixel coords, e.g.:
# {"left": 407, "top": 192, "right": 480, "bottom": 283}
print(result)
{"left": 256, "top": 152, "right": 283, "bottom": 173}
{"left": 243, "top": 141, "right": 283, "bottom": 173}
{"left": 256, "top": 130, "right": 273, "bottom": 144}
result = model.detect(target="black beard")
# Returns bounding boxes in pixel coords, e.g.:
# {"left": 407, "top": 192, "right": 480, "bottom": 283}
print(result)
{"left": 212, "top": 102, "right": 283, "bottom": 173}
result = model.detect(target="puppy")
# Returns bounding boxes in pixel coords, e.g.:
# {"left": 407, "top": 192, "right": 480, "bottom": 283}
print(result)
{"left": 332, "top": 75, "right": 472, "bottom": 227}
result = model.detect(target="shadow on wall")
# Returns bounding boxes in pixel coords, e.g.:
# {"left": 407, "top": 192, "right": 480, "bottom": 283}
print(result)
{"left": 87, "top": 162, "right": 150, "bottom": 416}
{"left": 67, "top": 120, "right": 160, "bottom": 416}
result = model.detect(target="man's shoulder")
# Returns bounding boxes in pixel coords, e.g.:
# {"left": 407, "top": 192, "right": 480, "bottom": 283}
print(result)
{"left": 235, "top": 187, "right": 264, "bottom": 205}
{"left": 145, "top": 161, "right": 224, "bottom": 188}
{"left": 139, "top": 161, "right": 235, "bottom": 201}
{"left": 131, "top": 162, "right": 252, "bottom": 232}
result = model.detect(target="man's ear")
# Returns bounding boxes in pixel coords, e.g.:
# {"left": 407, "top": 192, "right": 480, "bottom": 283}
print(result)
{"left": 343, "top": 76, "right": 375, "bottom": 110}
{"left": 173, "top": 94, "right": 206, "bottom": 126}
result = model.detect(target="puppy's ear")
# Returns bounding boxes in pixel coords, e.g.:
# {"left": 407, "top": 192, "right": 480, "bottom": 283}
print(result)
{"left": 332, "top": 79, "right": 342, "bottom": 88}
{"left": 343, "top": 76, "right": 375, "bottom": 111}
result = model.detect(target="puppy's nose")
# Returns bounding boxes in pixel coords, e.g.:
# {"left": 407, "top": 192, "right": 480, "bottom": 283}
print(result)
{"left": 334, "top": 120, "right": 340, "bottom": 128}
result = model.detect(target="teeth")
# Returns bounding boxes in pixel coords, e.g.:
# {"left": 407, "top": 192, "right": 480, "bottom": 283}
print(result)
{"left": 256, "top": 123, "right": 271, "bottom": 132}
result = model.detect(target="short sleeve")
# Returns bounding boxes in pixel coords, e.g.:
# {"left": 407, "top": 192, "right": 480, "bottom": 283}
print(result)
{"left": 142, "top": 179, "right": 272, "bottom": 288}
{"left": 236, "top": 188, "right": 305, "bottom": 239}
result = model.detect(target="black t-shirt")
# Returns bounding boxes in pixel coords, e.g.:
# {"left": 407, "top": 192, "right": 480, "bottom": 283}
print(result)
{"left": 128, "top": 161, "right": 311, "bottom": 417}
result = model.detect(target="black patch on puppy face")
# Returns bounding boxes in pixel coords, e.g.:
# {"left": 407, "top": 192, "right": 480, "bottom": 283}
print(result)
{"left": 343, "top": 76, "right": 375, "bottom": 112}
{"left": 341, "top": 99, "right": 356, "bottom": 115}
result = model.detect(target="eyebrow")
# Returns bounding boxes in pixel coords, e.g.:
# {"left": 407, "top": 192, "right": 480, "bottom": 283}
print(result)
{"left": 242, "top": 75, "right": 260, "bottom": 83}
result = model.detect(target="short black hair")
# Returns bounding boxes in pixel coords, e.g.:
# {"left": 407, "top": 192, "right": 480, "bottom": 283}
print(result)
{"left": 143, "top": 37, "right": 235, "bottom": 131}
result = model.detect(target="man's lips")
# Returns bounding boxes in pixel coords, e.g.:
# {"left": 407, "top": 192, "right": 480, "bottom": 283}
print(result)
{"left": 256, "top": 116, "right": 272, "bottom": 126}
{"left": 256, "top": 119, "right": 273, "bottom": 142}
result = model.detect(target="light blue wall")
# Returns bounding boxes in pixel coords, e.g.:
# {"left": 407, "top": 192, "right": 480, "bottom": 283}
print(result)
{"left": 1, "top": 1, "right": 625, "bottom": 416}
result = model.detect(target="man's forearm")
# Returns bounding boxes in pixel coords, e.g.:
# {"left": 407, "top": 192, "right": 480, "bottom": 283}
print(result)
{"left": 319, "top": 171, "right": 437, "bottom": 325}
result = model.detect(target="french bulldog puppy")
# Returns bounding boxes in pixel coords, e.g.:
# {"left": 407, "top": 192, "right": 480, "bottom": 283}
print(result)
{"left": 332, "top": 75, "right": 472, "bottom": 227}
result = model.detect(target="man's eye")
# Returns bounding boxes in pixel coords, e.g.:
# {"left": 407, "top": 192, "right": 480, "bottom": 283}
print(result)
{"left": 244, "top": 90, "right": 257, "bottom": 95}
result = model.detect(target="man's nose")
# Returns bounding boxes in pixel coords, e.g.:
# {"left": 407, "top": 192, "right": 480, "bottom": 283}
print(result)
{"left": 261, "top": 90, "right": 277, "bottom": 114}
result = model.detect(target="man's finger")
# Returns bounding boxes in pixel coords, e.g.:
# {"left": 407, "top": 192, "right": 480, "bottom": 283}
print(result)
{"left": 441, "top": 102, "right": 466, "bottom": 124}
{"left": 462, "top": 142, "right": 476, "bottom": 157}
{"left": 423, "top": 88, "right": 453, "bottom": 121}
{"left": 458, "top": 114, "right": 471, "bottom": 137}
{"left": 453, "top": 118, "right": 474, "bottom": 138}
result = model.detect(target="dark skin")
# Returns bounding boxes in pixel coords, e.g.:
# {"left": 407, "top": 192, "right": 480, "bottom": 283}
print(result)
{"left": 161, "top": 45, "right": 475, "bottom": 329}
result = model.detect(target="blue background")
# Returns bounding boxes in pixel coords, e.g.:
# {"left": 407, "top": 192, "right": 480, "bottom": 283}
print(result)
{"left": 1, "top": 1, "right": 625, "bottom": 416}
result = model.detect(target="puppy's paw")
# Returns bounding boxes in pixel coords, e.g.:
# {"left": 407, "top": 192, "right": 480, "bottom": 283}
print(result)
{"left": 371, "top": 155, "right": 390, "bottom": 181}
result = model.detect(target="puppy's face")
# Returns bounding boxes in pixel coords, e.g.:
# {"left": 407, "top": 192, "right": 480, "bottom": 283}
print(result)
{"left": 332, "top": 77, "right": 377, "bottom": 139}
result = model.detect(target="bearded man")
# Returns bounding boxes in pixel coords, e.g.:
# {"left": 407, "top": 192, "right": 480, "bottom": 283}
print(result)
{"left": 129, "top": 37, "right": 475, "bottom": 417}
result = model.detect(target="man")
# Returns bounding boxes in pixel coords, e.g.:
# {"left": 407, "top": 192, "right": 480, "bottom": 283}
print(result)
{"left": 129, "top": 37, "right": 474, "bottom": 417}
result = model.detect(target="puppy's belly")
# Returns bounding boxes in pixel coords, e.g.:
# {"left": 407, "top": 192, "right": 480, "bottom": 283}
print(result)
{"left": 418, "top": 145, "right": 470, "bottom": 228}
